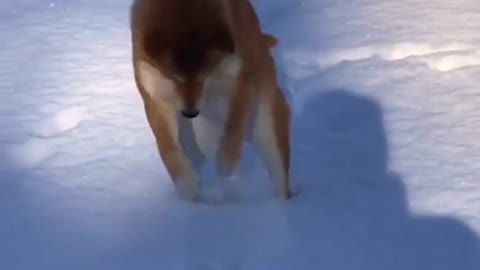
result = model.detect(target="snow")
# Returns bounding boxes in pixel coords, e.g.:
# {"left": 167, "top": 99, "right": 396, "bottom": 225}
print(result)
{"left": 1, "top": 0, "right": 480, "bottom": 269}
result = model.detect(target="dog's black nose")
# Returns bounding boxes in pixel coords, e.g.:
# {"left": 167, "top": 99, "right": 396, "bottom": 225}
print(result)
{"left": 181, "top": 109, "right": 199, "bottom": 119}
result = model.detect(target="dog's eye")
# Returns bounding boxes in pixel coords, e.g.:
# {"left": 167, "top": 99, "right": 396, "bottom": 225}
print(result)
{"left": 171, "top": 74, "right": 185, "bottom": 83}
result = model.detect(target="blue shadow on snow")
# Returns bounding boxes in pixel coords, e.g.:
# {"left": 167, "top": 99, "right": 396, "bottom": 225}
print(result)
{"left": 288, "top": 89, "right": 480, "bottom": 270}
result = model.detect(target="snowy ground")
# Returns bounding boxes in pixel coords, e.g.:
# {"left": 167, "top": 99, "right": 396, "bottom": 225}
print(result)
{"left": 1, "top": 0, "right": 480, "bottom": 269}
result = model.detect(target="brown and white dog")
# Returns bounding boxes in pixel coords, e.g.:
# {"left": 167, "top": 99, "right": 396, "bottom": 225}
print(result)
{"left": 130, "top": 0, "right": 291, "bottom": 201}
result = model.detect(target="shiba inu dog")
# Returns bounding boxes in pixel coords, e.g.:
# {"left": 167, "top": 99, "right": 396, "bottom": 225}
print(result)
{"left": 130, "top": 0, "right": 291, "bottom": 201}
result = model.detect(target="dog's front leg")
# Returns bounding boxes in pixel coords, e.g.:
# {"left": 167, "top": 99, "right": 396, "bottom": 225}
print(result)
{"left": 144, "top": 99, "right": 200, "bottom": 201}
{"left": 216, "top": 69, "right": 256, "bottom": 177}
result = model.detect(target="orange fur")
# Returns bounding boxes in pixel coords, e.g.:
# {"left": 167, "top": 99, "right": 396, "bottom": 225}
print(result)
{"left": 130, "top": 0, "right": 291, "bottom": 201}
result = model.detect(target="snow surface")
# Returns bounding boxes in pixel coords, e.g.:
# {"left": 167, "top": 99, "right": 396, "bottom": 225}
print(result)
{"left": 1, "top": 0, "right": 480, "bottom": 269}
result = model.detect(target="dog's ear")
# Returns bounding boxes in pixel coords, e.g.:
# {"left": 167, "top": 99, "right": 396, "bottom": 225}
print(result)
{"left": 210, "top": 23, "right": 235, "bottom": 54}
{"left": 143, "top": 29, "right": 170, "bottom": 62}
{"left": 262, "top": 33, "right": 278, "bottom": 49}
{"left": 217, "top": 34, "right": 235, "bottom": 54}
{"left": 205, "top": 26, "right": 235, "bottom": 70}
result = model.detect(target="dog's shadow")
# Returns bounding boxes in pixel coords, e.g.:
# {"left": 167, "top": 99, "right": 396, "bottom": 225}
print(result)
{"left": 285, "top": 89, "right": 480, "bottom": 269}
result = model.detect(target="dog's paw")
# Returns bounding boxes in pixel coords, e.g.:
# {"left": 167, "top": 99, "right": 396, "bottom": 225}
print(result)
{"left": 276, "top": 179, "right": 293, "bottom": 200}
{"left": 216, "top": 137, "right": 242, "bottom": 178}
{"left": 174, "top": 171, "right": 200, "bottom": 202}
{"left": 175, "top": 181, "right": 200, "bottom": 202}
{"left": 199, "top": 185, "right": 225, "bottom": 204}
{"left": 280, "top": 187, "right": 293, "bottom": 200}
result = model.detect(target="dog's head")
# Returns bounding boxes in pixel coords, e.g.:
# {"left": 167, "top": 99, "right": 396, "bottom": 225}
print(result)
{"left": 142, "top": 21, "right": 235, "bottom": 119}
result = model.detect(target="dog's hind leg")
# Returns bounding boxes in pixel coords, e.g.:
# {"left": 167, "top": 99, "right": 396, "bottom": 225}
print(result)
{"left": 252, "top": 90, "right": 292, "bottom": 199}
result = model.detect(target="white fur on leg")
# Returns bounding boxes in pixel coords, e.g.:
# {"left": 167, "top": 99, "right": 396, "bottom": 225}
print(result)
{"left": 174, "top": 166, "right": 201, "bottom": 201}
